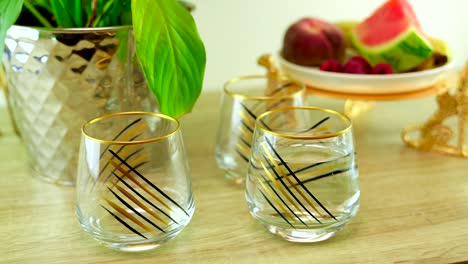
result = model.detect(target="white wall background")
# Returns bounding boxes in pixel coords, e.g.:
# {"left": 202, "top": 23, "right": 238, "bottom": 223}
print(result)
{"left": 191, "top": 0, "right": 468, "bottom": 91}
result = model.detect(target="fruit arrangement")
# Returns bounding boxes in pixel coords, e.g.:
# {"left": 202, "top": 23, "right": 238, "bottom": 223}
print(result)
{"left": 281, "top": 0, "right": 450, "bottom": 75}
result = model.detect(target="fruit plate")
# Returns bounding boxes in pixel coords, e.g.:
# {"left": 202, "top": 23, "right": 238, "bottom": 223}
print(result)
{"left": 278, "top": 54, "right": 456, "bottom": 95}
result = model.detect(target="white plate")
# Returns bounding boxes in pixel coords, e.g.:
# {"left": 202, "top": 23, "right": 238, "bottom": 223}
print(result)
{"left": 278, "top": 53, "right": 456, "bottom": 94}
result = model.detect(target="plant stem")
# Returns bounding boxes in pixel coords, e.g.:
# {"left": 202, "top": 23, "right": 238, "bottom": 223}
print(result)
{"left": 86, "top": 0, "right": 98, "bottom": 27}
{"left": 23, "top": 1, "right": 54, "bottom": 28}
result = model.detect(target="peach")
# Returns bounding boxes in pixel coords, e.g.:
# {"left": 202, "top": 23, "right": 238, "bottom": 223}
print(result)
{"left": 281, "top": 18, "right": 347, "bottom": 67}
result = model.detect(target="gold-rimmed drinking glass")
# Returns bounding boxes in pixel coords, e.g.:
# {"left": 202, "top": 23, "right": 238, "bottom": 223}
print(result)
{"left": 245, "top": 107, "right": 360, "bottom": 242}
{"left": 215, "top": 75, "right": 305, "bottom": 184}
{"left": 76, "top": 112, "right": 194, "bottom": 252}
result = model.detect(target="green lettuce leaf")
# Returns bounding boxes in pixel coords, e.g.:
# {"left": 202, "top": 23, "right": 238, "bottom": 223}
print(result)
{"left": 132, "top": 0, "right": 206, "bottom": 118}
{"left": 0, "top": 0, "right": 24, "bottom": 62}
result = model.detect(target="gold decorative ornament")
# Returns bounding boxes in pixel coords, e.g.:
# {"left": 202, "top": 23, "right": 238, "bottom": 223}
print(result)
{"left": 402, "top": 63, "right": 468, "bottom": 157}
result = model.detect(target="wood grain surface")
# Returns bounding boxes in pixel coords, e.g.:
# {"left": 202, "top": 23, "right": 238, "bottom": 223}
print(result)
{"left": 0, "top": 91, "right": 467, "bottom": 264}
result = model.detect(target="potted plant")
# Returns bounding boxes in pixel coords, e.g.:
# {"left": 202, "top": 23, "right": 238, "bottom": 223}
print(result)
{"left": 0, "top": 0, "right": 206, "bottom": 185}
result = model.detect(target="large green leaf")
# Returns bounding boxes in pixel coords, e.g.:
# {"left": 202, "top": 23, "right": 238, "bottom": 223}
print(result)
{"left": 132, "top": 0, "right": 206, "bottom": 118}
{"left": 0, "top": 0, "right": 24, "bottom": 64}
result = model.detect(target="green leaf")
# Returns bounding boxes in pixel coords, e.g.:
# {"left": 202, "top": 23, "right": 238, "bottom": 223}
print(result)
{"left": 72, "top": 0, "right": 85, "bottom": 27}
{"left": 132, "top": 0, "right": 206, "bottom": 118}
{"left": 120, "top": 0, "right": 132, "bottom": 25}
{"left": 29, "top": 0, "right": 51, "bottom": 10}
{"left": 50, "top": 0, "right": 76, "bottom": 27}
{"left": 92, "top": 0, "right": 116, "bottom": 27}
{"left": 24, "top": 1, "right": 54, "bottom": 28}
{"left": 0, "top": 0, "right": 24, "bottom": 63}
{"left": 93, "top": 0, "right": 129, "bottom": 27}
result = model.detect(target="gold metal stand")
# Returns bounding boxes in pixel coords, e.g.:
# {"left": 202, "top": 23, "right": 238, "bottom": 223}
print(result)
{"left": 402, "top": 64, "right": 468, "bottom": 157}
{"left": 343, "top": 100, "right": 375, "bottom": 119}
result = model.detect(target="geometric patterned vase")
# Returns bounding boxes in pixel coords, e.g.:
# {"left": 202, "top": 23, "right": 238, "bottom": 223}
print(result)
{"left": 3, "top": 26, "right": 157, "bottom": 186}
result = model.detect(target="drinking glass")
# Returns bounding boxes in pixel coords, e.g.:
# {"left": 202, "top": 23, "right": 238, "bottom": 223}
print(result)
{"left": 215, "top": 75, "right": 305, "bottom": 184}
{"left": 76, "top": 112, "right": 194, "bottom": 251}
{"left": 245, "top": 107, "right": 360, "bottom": 242}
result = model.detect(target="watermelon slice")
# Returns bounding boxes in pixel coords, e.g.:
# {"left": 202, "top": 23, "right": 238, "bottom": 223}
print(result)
{"left": 351, "top": 0, "right": 433, "bottom": 72}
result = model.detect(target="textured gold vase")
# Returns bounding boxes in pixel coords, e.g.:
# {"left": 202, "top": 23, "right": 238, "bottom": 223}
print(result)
{"left": 3, "top": 26, "right": 157, "bottom": 186}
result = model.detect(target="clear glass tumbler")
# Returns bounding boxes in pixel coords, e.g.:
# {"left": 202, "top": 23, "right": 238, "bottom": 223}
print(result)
{"left": 215, "top": 76, "right": 305, "bottom": 184}
{"left": 245, "top": 107, "right": 360, "bottom": 242}
{"left": 76, "top": 112, "right": 194, "bottom": 252}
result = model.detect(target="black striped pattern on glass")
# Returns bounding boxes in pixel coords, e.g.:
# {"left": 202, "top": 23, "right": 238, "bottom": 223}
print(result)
{"left": 251, "top": 114, "right": 347, "bottom": 227}
{"left": 234, "top": 82, "right": 298, "bottom": 163}
{"left": 99, "top": 149, "right": 189, "bottom": 239}
{"left": 264, "top": 137, "right": 337, "bottom": 221}
{"left": 87, "top": 118, "right": 147, "bottom": 192}
{"left": 89, "top": 118, "right": 190, "bottom": 239}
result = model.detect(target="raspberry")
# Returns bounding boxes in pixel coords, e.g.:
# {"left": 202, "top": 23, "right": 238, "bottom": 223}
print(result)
{"left": 319, "top": 60, "right": 343, "bottom": 73}
{"left": 343, "top": 56, "right": 372, "bottom": 74}
{"left": 372, "top": 63, "right": 394, "bottom": 74}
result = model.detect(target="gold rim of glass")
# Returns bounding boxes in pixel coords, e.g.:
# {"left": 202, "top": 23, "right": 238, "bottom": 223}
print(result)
{"left": 82, "top": 111, "right": 180, "bottom": 145}
{"left": 223, "top": 75, "right": 304, "bottom": 101}
{"left": 256, "top": 106, "right": 352, "bottom": 139}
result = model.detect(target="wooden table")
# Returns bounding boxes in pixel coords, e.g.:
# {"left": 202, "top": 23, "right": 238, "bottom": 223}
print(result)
{"left": 1, "top": 91, "right": 467, "bottom": 264}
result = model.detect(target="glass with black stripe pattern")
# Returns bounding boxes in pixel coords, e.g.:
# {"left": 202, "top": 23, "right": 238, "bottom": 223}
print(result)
{"left": 215, "top": 75, "right": 305, "bottom": 184}
{"left": 245, "top": 107, "right": 360, "bottom": 242}
{"left": 76, "top": 112, "right": 194, "bottom": 252}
